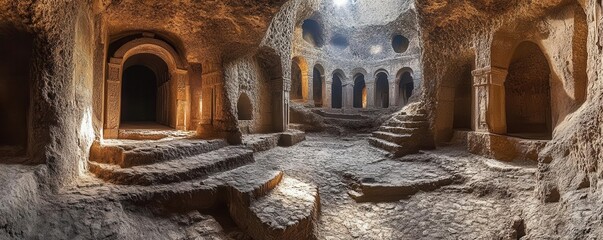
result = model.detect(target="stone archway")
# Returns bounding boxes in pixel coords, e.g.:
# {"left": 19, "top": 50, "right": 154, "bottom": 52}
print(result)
{"left": 313, "top": 64, "right": 325, "bottom": 107}
{"left": 104, "top": 37, "right": 189, "bottom": 139}
{"left": 291, "top": 57, "right": 309, "bottom": 101}
{"left": 375, "top": 72, "right": 389, "bottom": 108}
{"left": 353, "top": 74, "right": 367, "bottom": 108}
{"left": 237, "top": 92, "right": 253, "bottom": 120}
{"left": 0, "top": 25, "right": 34, "bottom": 157}
{"left": 505, "top": 41, "right": 552, "bottom": 139}
{"left": 332, "top": 72, "right": 344, "bottom": 109}
{"left": 397, "top": 71, "right": 414, "bottom": 106}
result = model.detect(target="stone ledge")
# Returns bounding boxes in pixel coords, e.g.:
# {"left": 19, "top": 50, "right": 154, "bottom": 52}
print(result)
{"left": 466, "top": 132, "right": 548, "bottom": 162}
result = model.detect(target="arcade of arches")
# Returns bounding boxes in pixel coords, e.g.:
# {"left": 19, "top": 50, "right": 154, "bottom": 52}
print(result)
{"left": 1, "top": 1, "right": 602, "bottom": 239}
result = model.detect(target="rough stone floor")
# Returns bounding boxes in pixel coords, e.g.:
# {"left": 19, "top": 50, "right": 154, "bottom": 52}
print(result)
{"left": 253, "top": 133, "right": 537, "bottom": 239}
{"left": 5, "top": 133, "right": 567, "bottom": 239}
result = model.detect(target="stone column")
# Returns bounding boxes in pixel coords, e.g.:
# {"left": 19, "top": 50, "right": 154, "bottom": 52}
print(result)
{"left": 174, "top": 69, "right": 189, "bottom": 130}
{"left": 103, "top": 59, "right": 122, "bottom": 139}
{"left": 366, "top": 80, "right": 375, "bottom": 108}
{"left": 344, "top": 82, "right": 353, "bottom": 109}
{"left": 306, "top": 68, "right": 314, "bottom": 105}
{"left": 472, "top": 66, "right": 508, "bottom": 134}
{"left": 325, "top": 80, "right": 332, "bottom": 109}
{"left": 389, "top": 81, "right": 398, "bottom": 107}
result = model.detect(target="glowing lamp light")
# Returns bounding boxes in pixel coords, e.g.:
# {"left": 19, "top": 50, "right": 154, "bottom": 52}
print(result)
{"left": 334, "top": 0, "right": 348, "bottom": 7}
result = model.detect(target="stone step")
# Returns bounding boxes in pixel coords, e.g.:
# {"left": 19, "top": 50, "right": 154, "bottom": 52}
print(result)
{"left": 368, "top": 137, "right": 403, "bottom": 154}
{"left": 234, "top": 176, "right": 320, "bottom": 240}
{"left": 243, "top": 133, "right": 281, "bottom": 152}
{"left": 312, "top": 109, "right": 368, "bottom": 120}
{"left": 395, "top": 114, "right": 427, "bottom": 122}
{"left": 379, "top": 126, "right": 423, "bottom": 135}
{"left": 368, "top": 137, "right": 419, "bottom": 157}
{"left": 386, "top": 118, "right": 429, "bottom": 128}
{"left": 90, "top": 139, "right": 228, "bottom": 168}
{"left": 372, "top": 131, "right": 411, "bottom": 143}
{"left": 89, "top": 146, "right": 254, "bottom": 186}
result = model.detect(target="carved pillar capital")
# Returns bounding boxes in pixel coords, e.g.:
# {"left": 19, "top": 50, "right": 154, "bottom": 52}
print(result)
{"left": 472, "top": 66, "right": 508, "bottom": 134}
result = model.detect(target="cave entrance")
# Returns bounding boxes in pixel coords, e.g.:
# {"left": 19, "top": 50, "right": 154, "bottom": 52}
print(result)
{"left": 375, "top": 72, "right": 389, "bottom": 108}
{"left": 353, "top": 74, "right": 367, "bottom": 108}
{"left": 120, "top": 53, "right": 170, "bottom": 130}
{"left": 398, "top": 71, "right": 414, "bottom": 106}
{"left": 505, "top": 41, "right": 552, "bottom": 139}
{"left": 331, "top": 74, "right": 343, "bottom": 109}
{"left": 453, "top": 64, "right": 473, "bottom": 130}
{"left": 313, "top": 66, "right": 324, "bottom": 107}
{"left": 0, "top": 25, "right": 34, "bottom": 157}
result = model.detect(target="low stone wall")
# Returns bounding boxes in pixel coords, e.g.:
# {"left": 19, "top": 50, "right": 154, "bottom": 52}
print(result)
{"left": 466, "top": 132, "right": 548, "bottom": 162}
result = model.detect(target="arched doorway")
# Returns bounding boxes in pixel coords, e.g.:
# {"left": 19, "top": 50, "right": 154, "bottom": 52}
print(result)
{"left": 505, "top": 41, "right": 552, "bottom": 139}
{"left": 237, "top": 93, "right": 253, "bottom": 120}
{"left": 375, "top": 72, "right": 389, "bottom": 108}
{"left": 453, "top": 64, "right": 473, "bottom": 130}
{"left": 398, "top": 71, "right": 414, "bottom": 106}
{"left": 291, "top": 57, "right": 309, "bottom": 101}
{"left": 104, "top": 36, "right": 190, "bottom": 139}
{"left": 0, "top": 25, "right": 34, "bottom": 156}
{"left": 332, "top": 73, "right": 343, "bottom": 109}
{"left": 313, "top": 65, "right": 324, "bottom": 107}
{"left": 353, "top": 74, "right": 367, "bottom": 108}
{"left": 120, "top": 53, "right": 169, "bottom": 127}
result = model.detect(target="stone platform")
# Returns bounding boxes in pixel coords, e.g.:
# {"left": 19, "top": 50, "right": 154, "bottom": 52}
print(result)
{"left": 463, "top": 131, "right": 548, "bottom": 162}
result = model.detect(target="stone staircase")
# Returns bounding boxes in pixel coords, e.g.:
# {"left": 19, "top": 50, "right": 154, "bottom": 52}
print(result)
{"left": 87, "top": 137, "right": 319, "bottom": 239}
{"left": 368, "top": 110, "right": 434, "bottom": 157}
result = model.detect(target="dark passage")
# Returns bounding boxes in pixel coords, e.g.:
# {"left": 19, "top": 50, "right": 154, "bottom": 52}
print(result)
{"left": 0, "top": 26, "right": 33, "bottom": 148}
{"left": 353, "top": 74, "right": 366, "bottom": 108}
{"left": 313, "top": 67, "right": 323, "bottom": 107}
{"left": 120, "top": 65, "right": 158, "bottom": 123}
{"left": 332, "top": 74, "right": 343, "bottom": 109}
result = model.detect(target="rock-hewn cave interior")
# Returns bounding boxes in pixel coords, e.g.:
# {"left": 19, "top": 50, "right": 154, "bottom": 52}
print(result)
{"left": 1, "top": 0, "right": 603, "bottom": 239}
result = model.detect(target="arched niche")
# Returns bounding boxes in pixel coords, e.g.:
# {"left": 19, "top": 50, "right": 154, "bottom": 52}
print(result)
{"left": 291, "top": 56, "right": 309, "bottom": 101}
{"left": 331, "top": 72, "right": 344, "bottom": 109}
{"left": 374, "top": 71, "right": 390, "bottom": 108}
{"left": 395, "top": 68, "right": 414, "bottom": 106}
{"left": 237, "top": 93, "right": 253, "bottom": 121}
{"left": 0, "top": 25, "right": 34, "bottom": 158}
{"left": 353, "top": 74, "right": 367, "bottom": 108}
{"left": 104, "top": 37, "right": 190, "bottom": 139}
{"left": 505, "top": 41, "right": 552, "bottom": 139}
{"left": 313, "top": 64, "right": 325, "bottom": 107}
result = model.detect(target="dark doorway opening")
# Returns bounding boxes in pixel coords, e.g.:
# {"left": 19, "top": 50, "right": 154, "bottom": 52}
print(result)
{"left": 375, "top": 72, "right": 389, "bottom": 108}
{"left": 453, "top": 65, "right": 472, "bottom": 130}
{"left": 121, "top": 65, "right": 158, "bottom": 122}
{"left": 313, "top": 66, "right": 323, "bottom": 107}
{"left": 332, "top": 74, "right": 343, "bottom": 109}
{"left": 398, "top": 72, "right": 414, "bottom": 106}
{"left": 0, "top": 25, "right": 34, "bottom": 155}
{"left": 353, "top": 74, "right": 366, "bottom": 108}
{"left": 237, "top": 93, "right": 253, "bottom": 120}
{"left": 505, "top": 41, "right": 552, "bottom": 139}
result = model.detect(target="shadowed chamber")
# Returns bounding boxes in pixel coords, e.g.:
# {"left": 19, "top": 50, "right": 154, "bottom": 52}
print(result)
{"left": 505, "top": 42, "right": 552, "bottom": 139}
{"left": 331, "top": 74, "right": 343, "bottom": 109}
{"left": 375, "top": 72, "right": 389, "bottom": 108}
{"left": 120, "top": 53, "right": 169, "bottom": 126}
{"left": 313, "top": 66, "right": 323, "bottom": 107}
{"left": 0, "top": 25, "right": 33, "bottom": 151}
{"left": 353, "top": 74, "right": 366, "bottom": 108}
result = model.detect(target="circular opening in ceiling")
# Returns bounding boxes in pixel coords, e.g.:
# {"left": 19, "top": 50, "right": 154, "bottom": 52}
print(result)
{"left": 331, "top": 34, "right": 349, "bottom": 48}
{"left": 302, "top": 19, "right": 324, "bottom": 47}
{"left": 392, "top": 35, "right": 409, "bottom": 53}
